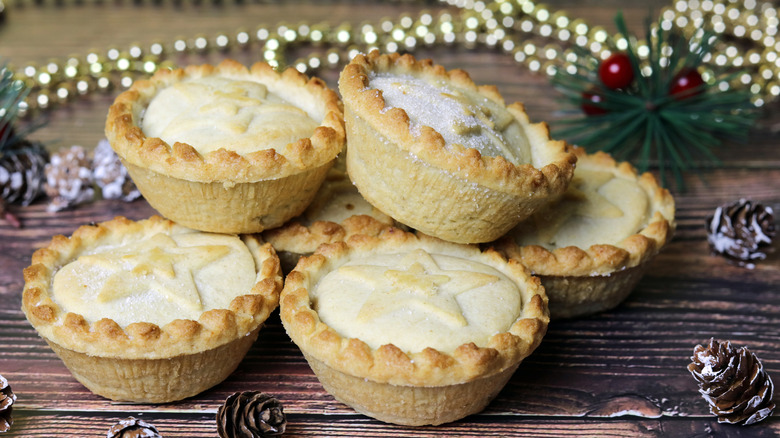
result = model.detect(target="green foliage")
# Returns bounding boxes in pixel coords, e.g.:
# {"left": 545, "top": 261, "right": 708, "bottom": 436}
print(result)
{"left": 551, "top": 12, "right": 758, "bottom": 189}
{"left": 0, "top": 63, "right": 28, "bottom": 147}
{"left": 0, "top": 62, "right": 46, "bottom": 153}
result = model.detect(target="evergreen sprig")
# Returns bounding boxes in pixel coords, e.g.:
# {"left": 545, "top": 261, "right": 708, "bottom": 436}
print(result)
{"left": 0, "top": 64, "right": 27, "bottom": 147}
{"left": 0, "top": 62, "right": 45, "bottom": 152}
{"left": 551, "top": 12, "right": 758, "bottom": 189}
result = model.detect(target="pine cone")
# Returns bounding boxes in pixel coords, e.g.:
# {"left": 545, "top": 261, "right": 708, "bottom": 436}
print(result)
{"left": 106, "top": 417, "right": 162, "bottom": 438}
{"left": 44, "top": 145, "right": 94, "bottom": 212}
{"left": 0, "top": 373, "right": 16, "bottom": 433}
{"left": 688, "top": 338, "right": 776, "bottom": 425}
{"left": 217, "top": 392, "right": 286, "bottom": 438}
{"left": 92, "top": 139, "right": 140, "bottom": 202}
{"left": 706, "top": 199, "right": 775, "bottom": 266}
{"left": 0, "top": 139, "right": 48, "bottom": 206}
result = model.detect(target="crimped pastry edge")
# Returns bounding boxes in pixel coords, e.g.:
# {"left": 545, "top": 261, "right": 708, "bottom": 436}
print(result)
{"left": 499, "top": 147, "right": 676, "bottom": 277}
{"left": 262, "top": 156, "right": 396, "bottom": 257}
{"left": 106, "top": 59, "right": 345, "bottom": 183}
{"left": 280, "top": 228, "right": 549, "bottom": 387}
{"left": 338, "top": 50, "right": 576, "bottom": 196}
{"left": 264, "top": 214, "right": 395, "bottom": 259}
{"left": 21, "top": 216, "right": 283, "bottom": 360}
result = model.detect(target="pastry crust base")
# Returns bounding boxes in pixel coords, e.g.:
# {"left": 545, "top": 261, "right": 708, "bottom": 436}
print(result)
{"left": 46, "top": 327, "right": 260, "bottom": 403}
{"left": 345, "top": 108, "right": 526, "bottom": 243}
{"left": 304, "top": 351, "right": 519, "bottom": 426}
{"left": 339, "top": 51, "right": 576, "bottom": 244}
{"left": 540, "top": 264, "right": 649, "bottom": 320}
{"left": 124, "top": 160, "right": 331, "bottom": 233}
{"left": 281, "top": 229, "right": 548, "bottom": 425}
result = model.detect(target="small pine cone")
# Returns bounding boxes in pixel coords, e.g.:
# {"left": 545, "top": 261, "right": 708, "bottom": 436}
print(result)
{"left": 44, "top": 145, "right": 95, "bottom": 212}
{"left": 106, "top": 417, "right": 162, "bottom": 438}
{"left": 706, "top": 199, "right": 775, "bottom": 267}
{"left": 0, "top": 140, "right": 49, "bottom": 206}
{"left": 688, "top": 338, "right": 776, "bottom": 425}
{"left": 92, "top": 139, "right": 140, "bottom": 202}
{"left": 217, "top": 392, "right": 286, "bottom": 438}
{"left": 0, "top": 373, "right": 16, "bottom": 433}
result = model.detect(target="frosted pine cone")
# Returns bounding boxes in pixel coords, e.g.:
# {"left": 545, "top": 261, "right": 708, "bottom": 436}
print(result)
{"left": 706, "top": 199, "right": 775, "bottom": 267}
{"left": 0, "top": 373, "right": 15, "bottom": 433}
{"left": 688, "top": 338, "right": 776, "bottom": 425}
{"left": 106, "top": 417, "right": 162, "bottom": 438}
{"left": 92, "top": 139, "right": 140, "bottom": 202}
{"left": 44, "top": 145, "right": 94, "bottom": 212}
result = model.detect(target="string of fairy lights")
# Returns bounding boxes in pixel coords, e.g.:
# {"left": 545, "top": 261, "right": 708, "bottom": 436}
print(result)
{"left": 6, "top": 0, "right": 780, "bottom": 117}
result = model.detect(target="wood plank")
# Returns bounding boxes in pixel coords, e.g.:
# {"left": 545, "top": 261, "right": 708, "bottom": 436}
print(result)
{"left": 3, "top": 411, "right": 778, "bottom": 437}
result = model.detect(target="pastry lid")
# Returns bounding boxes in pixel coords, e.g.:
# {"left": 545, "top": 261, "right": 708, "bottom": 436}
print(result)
{"left": 499, "top": 147, "right": 676, "bottom": 277}
{"left": 22, "top": 216, "right": 283, "bottom": 359}
{"left": 106, "top": 59, "right": 345, "bottom": 183}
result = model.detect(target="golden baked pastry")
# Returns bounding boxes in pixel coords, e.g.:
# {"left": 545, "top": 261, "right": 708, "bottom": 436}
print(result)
{"left": 21, "top": 216, "right": 282, "bottom": 403}
{"left": 497, "top": 148, "right": 675, "bottom": 319}
{"left": 263, "top": 153, "right": 395, "bottom": 272}
{"left": 280, "top": 229, "right": 548, "bottom": 425}
{"left": 106, "top": 59, "right": 345, "bottom": 234}
{"left": 338, "top": 51, "right": 576, "bottom": 244}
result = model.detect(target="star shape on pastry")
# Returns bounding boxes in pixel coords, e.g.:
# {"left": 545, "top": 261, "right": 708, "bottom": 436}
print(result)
{"left": 566, "top": 171, "right": 624, "bottom": 219}
{"left": 337, "top": 249, "right": 499, "bottom": 327}
{"left": 76, "top": 232, "right": 231, "bottom": 313}
{"left": 532, "top": 170, "right": 625, "bottom": 244}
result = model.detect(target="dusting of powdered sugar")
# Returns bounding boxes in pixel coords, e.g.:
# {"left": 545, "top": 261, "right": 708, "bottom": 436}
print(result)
{"left": 369, "top": 72, "right": 525, "bottom": 164}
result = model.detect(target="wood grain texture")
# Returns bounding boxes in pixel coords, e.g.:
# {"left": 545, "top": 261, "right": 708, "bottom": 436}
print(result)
{"left": 9, "top": 412, "right": 778, "bottom": 438}
{"left": 1, "top": 1, "right": 779, "bottom": 436}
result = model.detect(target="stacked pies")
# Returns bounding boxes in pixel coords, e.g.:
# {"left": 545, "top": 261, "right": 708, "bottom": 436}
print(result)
{"left": 263, "top": 153, "right": 396, "bottom": 272}
{"left": 23, "top": 59, "right": 343, "bottom": 403}
{"left": 291, "top": 51, "right": 672, "bottom": 425}
{"left": 21, "top": 53, "right": 675, "bottom": 424}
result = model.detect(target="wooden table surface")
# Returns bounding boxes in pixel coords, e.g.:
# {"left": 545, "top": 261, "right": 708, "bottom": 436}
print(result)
{"left": 1, "top": 1, "right": 779, "bottom": 436}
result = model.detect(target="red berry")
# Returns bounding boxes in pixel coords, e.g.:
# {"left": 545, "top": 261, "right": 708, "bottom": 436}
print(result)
{"left": 598, "top": 53, "right": 634, "bottom": 89}
{"left": 670, "top": 68, "right": 704, "bottom": 98}
{"left": 581, "top": 91, "right": 607, "bottom": 115}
